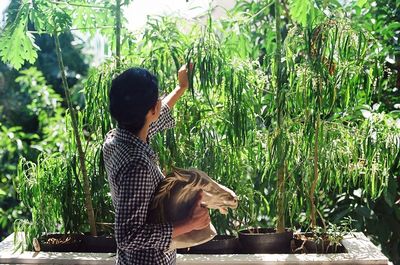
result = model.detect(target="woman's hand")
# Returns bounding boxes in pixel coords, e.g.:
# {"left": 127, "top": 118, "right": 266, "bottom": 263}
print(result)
{"left": 172, "top": 190, "right": 211, "bottom": 238}
{"left": 186, "top": 191, "right": 211, "bottom": 231}
{"left": 163, "top": 63, "right": 194, "bottom": 109}
{"left": 177, "top": 64, "right": 193, "bottom": 90}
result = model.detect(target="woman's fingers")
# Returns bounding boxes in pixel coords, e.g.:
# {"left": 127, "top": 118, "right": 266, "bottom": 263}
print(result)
{"left": 194, "top": 209, "right": 210, "bottom": 230}
{"left": 179, "top": 63, "right": 194, "bottom": 72}
{"left": 196, "top": 190, "right": 203, "bottom": 207}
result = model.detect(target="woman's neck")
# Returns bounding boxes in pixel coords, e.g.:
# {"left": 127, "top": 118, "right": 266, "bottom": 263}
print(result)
{"left": 136, "top": 123, "right": 150, "bottom": 143}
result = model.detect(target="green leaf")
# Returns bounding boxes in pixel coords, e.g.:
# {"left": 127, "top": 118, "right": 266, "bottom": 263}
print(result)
{"left": 0, "top": 3, "right": 39, "bottom": 70}
{"left": 289, "top": 0, "right": 313, "bottom": 26}
{"left": 387, "top": 22, "right": 400, "bottom": 31}
{"left": 0, "top": 25, "right": 39, "bottom": 70}
{"left": 384, "top": 176, "right": 398, "bottom": 207}
{"left": 356, "top": 0, "right": 368, "bottom": 8}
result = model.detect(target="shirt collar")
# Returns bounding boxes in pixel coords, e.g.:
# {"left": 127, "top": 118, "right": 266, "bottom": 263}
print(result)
{"left": 114, "top": 127, "right": 157, "bottom": 161}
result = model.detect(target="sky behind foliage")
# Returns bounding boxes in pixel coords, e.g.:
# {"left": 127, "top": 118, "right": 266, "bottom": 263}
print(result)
{"left": 0, "top": 0, "right": 219, "bottom": 30}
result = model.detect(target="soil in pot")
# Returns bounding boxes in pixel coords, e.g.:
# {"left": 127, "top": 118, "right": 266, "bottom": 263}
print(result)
{"left": 291, "top": 233, "right": 346, "bottom": 254}
{"left": 177, "top": 235, "right": 239, "bottom": 254}
{"left": 33, "top": 234, "right": 83, "bottom": 252}
{"left": 81, "top": 232, "right": 117, "bottom": 253}
{"left": 238, "top": 228, "right": 293, "bottom": 254}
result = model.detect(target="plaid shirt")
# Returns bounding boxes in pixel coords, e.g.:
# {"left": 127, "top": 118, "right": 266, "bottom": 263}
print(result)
{"left": 103, "top": 103, "right": 176, "bottom": 265}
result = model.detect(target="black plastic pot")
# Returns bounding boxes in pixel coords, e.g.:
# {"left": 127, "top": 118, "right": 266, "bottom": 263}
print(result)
{"left": 238, "top": 228, "right": 293, "bottom": 254}
{"left": 81, "top": 234, "right": 117, "bottom": 253}
{"left": 34, "top": 234, "right": 83, "bottom": 252}
{"left": 178, "top": 235, "right": 239, "bottom": 254}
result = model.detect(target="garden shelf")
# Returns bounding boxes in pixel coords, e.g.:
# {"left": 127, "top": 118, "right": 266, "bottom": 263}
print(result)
{"left": 0, "top": 232, "right": 389, "bottom": 264}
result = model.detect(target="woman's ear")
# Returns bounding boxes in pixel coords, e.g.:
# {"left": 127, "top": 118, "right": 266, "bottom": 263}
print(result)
{"left": 147, "top": 100, "right": 162, "bottom": 122}
{"left": 151, "top": 99, "right": 161, "bottom": 114}
{"left": 155, "top": 99, "right": 161, "bottom": 114}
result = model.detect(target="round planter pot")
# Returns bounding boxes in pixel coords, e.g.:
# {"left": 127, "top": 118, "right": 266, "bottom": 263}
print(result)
{"left": 178, "top": 235, "right": 239, "bottom": 254}
{"left": 81, "top": 233, "right": 117, "bottom": 253}
{"left": 34, "top": 234, "right": 83, "bottom": 252}
{"left": 238, "top": 228, "right": 293, "bottom": 254}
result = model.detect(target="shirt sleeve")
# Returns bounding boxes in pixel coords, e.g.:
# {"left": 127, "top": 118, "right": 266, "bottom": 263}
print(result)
{"left": 115, "top": 162, "right": 173, "bottom": 251}
{"left": 147, "top": 103, "right": 176, "bottom": 140}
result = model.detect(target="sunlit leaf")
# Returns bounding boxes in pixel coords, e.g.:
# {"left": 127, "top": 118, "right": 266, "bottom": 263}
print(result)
{"left": 361, "top": 109, "right": 372, "bottom": 119}
{"left": 0, "top": 3, "right": 39, "bottom": 69}
{"left": 356, "top": 0, "right": 368, "bottom": 8}
{"left": 289, "top": 0, "right": 313, "bottom": 26}
{"left": 0, "top": 189, "right": 7, "bottom": 196}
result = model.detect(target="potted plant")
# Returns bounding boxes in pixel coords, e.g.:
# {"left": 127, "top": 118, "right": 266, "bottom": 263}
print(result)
{"left": 236, "top": 0, "right": 398, "bottom": 254}
{"left": 238, "top": 0, "right": 293, "bottom": 254}
{"left": 15, "top": 154, "right": 86, "bottom": 252}
{"left": 6, "top": 0, "right": 120, "bottom": 252}
{"left": 282, "top": 7, "right": 398, "bottom": 254}
{"left": 291, "top": 219, "right": 353, "bottom": 254}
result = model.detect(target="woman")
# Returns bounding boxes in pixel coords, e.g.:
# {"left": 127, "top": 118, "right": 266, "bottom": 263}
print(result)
{"left": 103, "top": 64, "right": 210, "bottom": 265}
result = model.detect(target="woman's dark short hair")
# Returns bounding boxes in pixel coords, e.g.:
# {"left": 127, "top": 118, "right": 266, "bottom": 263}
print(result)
{"left": 109, "top": 67, "right": 159, "bottom": 134}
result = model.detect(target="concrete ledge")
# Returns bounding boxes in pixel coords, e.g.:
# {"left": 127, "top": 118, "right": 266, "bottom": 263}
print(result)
{"left": 0, "top": 232, "right": 388, "bottom": 264}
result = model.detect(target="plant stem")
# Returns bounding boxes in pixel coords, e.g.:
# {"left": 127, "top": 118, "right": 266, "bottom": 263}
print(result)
{"left": 310, "top": 120, "right": 319, "bottom": 229}
{"left": 277, "top": 162, "right": 286, "bottom": 233}
{"left": 310, "top": 81, "right": 321, "bottom": 230}
{"left": 396, "top": 54, "right": 400, "bottom": 89}
{"left": 115, "top": 0, "right": 122, "bottom": 68}
{"left": 54, "top": 33, "right": 97, "bottom": 236}
{"left": 275, "top": 0, "right": 286, "bottom": 234}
